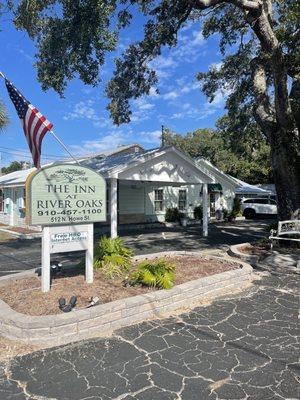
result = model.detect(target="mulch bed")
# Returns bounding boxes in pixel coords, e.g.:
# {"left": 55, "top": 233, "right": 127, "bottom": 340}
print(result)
{"left": 238, "top": 243, "right": 270, "bottom": 256}
{"left": 0, "top": 255, "right": 240, "bottom": 316}
{"left": 239, "top": 242, "right": 299, "bottom": 257}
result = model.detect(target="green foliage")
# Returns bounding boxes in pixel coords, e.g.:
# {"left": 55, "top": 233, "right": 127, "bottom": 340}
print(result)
{"left": 2, "top": 161, "right": 27, "bottom": 174}
{"left": 129, "top": 259, "right": 176, "bottom": 290}
{"left": 94, "top": 236, "right": 133, "bottom": 278}
{"left": 164, "top": 127, "right": 272, "bottom": 184}
{"left": 193, "top": 205, "right": 203, "bottom": 220}
{"left": 5, "top": 0, "right": 299, "bottom": 219}
{"left": 264, "top": 222, "right": 279, "bottom": 233}
{"left": 230, "top": 197, "right": 242, "bottom": 218}
{"left": 7, "top": 1, "right": 299, "bottom": 132}
{"left": 12, "top": 0, "right": 118, "bottom": 95}
{"left": 164, "top": 128, "right": 223, "bottom": 160}
{"left": 222, "top": 208, "right": 229, "bottom": 219}
{"left": 165, "top": 207, "right": 180, "bottom": 222}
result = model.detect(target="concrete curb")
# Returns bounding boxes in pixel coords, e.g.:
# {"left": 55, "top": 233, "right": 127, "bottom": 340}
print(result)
{"left": 228, "top": 243, "right": 259, "bottom": 265}
{"left": 0, "top": 251, "right": 253, "bottom": 347}
{"left": 0, "top": 227, "right": 41, "bottom": 240}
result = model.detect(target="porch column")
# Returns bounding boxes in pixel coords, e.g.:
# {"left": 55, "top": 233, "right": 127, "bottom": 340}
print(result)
{"left": 202, "top": 183, "right": 208, "bottom": 237}
{"left": 110, "top": 177, "right": 118, "bottom": 238}
{"left": 9, "top": 188, "right": 15, "bottom": 226}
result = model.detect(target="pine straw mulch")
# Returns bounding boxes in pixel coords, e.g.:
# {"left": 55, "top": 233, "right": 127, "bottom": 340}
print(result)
{"left": 238, "top": 242, "right": 270, "bottom": 256}
{"left": 238, "top": 241, "right": 300, "bottom": 261}
{"left": 0, "top": 255, "right": 240, "bottom": 316}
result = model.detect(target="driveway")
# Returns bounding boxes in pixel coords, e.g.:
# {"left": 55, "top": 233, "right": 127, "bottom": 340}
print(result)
{"left": 0, "top": 220, "right": 271, "bottom": 277}
{"left": 0, "top": 260, "right": 299, "bottom": 399}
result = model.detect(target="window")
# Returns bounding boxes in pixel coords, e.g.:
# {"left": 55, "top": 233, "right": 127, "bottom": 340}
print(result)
{"left": 106, "top": 188, "right": 110, "bottom": 215}
{"left": 269, "top": 199, "right": 277, "bottom": 205}
{"left": 22, "top": 188, "right": 26, "bottom": 208}
{"left": 255, "top": 199, "right": 268, "bottom": 204}
{"left": 0, "top": 189, "right": 3, "bottom": 212}
{"left": 178, "top": 189, "right": 187, "bottom": 211}
{"left": 154, "top": 189, "right": 164, "bottom": 212}
{"left": 243, "top": 199, "right": 254, "bottom": 204}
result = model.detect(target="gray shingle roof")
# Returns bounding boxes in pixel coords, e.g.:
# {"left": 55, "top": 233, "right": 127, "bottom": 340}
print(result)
{"left": 0, "top": 147, "right": 157, "bottom": 186}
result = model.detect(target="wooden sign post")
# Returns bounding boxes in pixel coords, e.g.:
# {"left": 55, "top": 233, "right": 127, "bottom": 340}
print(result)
{"left": 26, "top": 164, "right": 106, "bottom": 292}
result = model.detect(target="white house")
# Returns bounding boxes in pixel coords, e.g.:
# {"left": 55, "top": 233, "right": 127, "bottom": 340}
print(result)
{"left": 0, "top": 144, "right": 239, "bottom": 237}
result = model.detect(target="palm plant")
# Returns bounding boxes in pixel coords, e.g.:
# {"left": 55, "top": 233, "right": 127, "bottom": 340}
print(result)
{"left": 129, "top": 259, "right": 176, "bottom": 289}
{"left": 94, "top": 236, "right": 133, "bottom": 278}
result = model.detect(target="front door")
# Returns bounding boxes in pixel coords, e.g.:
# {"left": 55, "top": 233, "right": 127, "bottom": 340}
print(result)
{"left": 209, "top": 193, "right": 216, "bottom": 217}
{"left": 10, "top": 188, "right": 18, "bottom": 226}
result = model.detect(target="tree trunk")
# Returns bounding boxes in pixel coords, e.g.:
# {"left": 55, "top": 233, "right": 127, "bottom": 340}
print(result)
{"left": 270, "top": 128, "right": 300, "bottom": 220}
{"left": 249, "top": 18, "right": 300, "bottom": 221}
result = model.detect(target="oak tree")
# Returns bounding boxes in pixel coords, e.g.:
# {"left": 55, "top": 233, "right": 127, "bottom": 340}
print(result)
{"left": 163, "top": 127, "right": 272, "bottom": 184}
{"left": 5, "top": 0, "right": 300, "bottom": 219}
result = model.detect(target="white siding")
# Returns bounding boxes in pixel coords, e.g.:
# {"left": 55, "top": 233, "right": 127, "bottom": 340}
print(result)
{"left": 119, "top": 184, "right": 145, "bottom": 214}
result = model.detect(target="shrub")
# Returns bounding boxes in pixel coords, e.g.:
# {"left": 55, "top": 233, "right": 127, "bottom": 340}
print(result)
{"left": 264, "top": 221, "right": 278, "bottom": 232}
{"left": 231, "top": 197, "right": 242, "bottom": 218}
{"left": 129, "top": 259, "right": 176, "bottom": 289}
{"left": 193, "top": 205, "right": 203, "bottom": 220}
{"left": 94, "top": 236, "right": 133, "bottom": 278}
{"left": 165, "top": 207, "right": 180, "bottom": 222}
{"left": 222, "top": 208, "right": 229, "bottom": 219}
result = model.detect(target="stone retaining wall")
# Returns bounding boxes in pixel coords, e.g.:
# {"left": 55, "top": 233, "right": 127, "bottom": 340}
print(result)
{"left": 0, "top": 252, "right": 253, "bottom": 346}
{"left": 228, "top": 243, "right": 259, "bottom": 264}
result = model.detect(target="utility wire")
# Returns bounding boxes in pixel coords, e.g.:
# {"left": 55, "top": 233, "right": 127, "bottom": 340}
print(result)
{"left": 0, "top": 149, "right": 68, "bottom": 161}
{"left": 0, "top": 148, "right": 70, "bottom": 160}
{"left": 0, "top": 146, "right": 68, "bottom": 159}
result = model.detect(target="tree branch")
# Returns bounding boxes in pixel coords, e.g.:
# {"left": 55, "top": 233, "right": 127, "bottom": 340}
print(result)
{"left": 192, "top": 0, "right": 260, "bottom": 11}
{"left": 250, "top": 56, "right": 277, "bottom": 136}
{"left": 289, "top": 75, "right": 300, "bottom": 133}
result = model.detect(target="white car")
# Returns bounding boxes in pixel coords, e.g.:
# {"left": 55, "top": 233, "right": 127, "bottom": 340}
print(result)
{"left": 241, "top": 197, "right": 277, "bottom": 219}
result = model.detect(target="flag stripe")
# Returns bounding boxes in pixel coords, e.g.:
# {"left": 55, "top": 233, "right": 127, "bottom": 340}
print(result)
{"left": 5, "top": 80, "right": 53, "bottom": 168}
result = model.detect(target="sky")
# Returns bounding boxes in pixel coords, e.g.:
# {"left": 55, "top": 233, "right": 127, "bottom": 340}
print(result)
{"left": 0, "top": 6, "right": 227, "bottom": 167}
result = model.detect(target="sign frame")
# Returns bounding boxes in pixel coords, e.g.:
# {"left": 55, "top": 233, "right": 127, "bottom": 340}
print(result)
{"left": 41, "top": 224, "right": 94, "bottom": 292}
{"left": 25, "top": 163, "right": 106, "bottom": 226}
{"left": 25, "top": 163, "right": 106, "bottom": 292}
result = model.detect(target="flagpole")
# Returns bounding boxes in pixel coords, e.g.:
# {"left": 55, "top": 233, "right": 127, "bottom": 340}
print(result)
{"left": 0, "top": 70, "right": 81, "bottom": 166}
{"left": 50, "top": 130, "right": 81, "bottom": 165}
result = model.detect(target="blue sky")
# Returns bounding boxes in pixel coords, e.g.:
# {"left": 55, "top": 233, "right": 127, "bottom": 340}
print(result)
{"left": 0, "top": 8, "right": 227, "bottom": 167}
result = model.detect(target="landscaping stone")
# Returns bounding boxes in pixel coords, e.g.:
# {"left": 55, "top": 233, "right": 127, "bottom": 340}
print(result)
{"left": 0, "top": 253, "right": 253, "bottom": 346}
{"left": 0, "top": 258, "right": 298, "bottom": 400}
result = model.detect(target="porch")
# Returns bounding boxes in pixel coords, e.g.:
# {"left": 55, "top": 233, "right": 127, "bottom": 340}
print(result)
{"left": 89, "top": 146, "right": 214, "bottom": 238}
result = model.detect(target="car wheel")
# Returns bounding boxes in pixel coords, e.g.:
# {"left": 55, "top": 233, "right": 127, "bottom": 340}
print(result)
{"left": 244, "top": 208, "right": 256, "bottom": 219}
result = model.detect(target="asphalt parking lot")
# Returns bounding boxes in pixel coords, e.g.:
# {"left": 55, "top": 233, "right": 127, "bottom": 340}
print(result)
{"left": 0, "top": 219, "right": 299, "bottom": 399}
{"left": 0, "top": 220, "right": 271, "bottom": 277}
{"left": 0, "top": 257, "right": 299, "bottom": 399}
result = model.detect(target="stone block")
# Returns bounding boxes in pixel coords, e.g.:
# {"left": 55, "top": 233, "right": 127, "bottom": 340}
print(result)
{"left": 0, "top": 323, "right": 25, "bottom": 339}
{"left": 50, "top": 322, "right": 78, "bottom": 336}
{"left": 78, "top": 310, "right": 122, "bottom": 331}
{"left": 83, "top": 323, "right": 112, "bottom": 338}
{"left": 24, "top": 327, "right": 51, "bottom": 339}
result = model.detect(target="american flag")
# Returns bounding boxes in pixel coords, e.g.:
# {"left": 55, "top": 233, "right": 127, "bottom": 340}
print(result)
{"left": 5, "top": 79, "right": 53, "bottom": 168}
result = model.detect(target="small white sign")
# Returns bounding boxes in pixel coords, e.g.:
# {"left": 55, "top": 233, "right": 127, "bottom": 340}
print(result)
{"left": 42, "top": 224, "right": 94, "bottom": 292}
{"left": 51, "top": 231, "right": 88, "bottom": 244}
